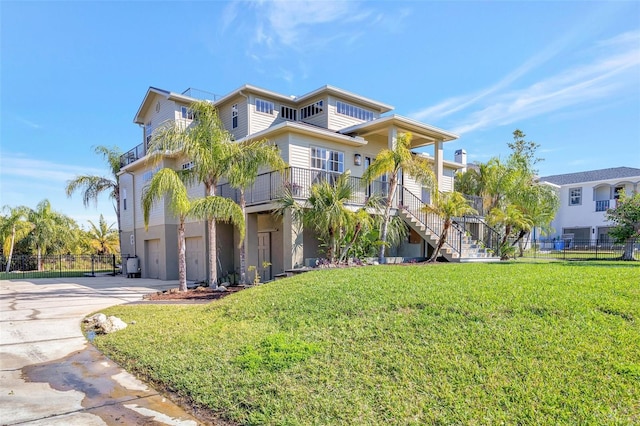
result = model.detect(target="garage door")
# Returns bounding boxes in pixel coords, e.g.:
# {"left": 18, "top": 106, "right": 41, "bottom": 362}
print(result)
{"left": 185, "top": 237, "right": 205, "bottom": 283}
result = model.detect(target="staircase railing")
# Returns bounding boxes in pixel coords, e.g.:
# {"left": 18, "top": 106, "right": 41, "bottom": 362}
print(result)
{"left": 399, "top": 186, "right": 462, "bottom": 256}
{"left": 451, "top": 215, "right": 502, "bottom": 257}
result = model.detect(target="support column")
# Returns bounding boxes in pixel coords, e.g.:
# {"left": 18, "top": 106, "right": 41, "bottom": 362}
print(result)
{"left": 245, "top": 213, "right": 259, "bottom": 273}
{"left": 282, "top": 209, "right": 304, "bottom": 269}
{"left": 433, "top": 139, "right": 443, "bottom": 192}
{"left": 387, "top": 126, "right": 398, "bottom": 150}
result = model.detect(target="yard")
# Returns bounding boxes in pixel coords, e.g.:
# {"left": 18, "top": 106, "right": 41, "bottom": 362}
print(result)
{"left": 94, "top": 261, "right": 639, "bottom": 425}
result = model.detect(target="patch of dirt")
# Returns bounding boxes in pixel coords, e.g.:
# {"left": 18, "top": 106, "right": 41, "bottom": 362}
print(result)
{"left": 143, "top": 285, "right": 244, "bottom": 301}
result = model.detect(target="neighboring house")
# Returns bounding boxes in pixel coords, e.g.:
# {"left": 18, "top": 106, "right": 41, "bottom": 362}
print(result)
{"left": 118, "top": 84, "right": 493, "bottom": 282}
{"left": 539, "top": 167, "right": 640, "bottom": 245}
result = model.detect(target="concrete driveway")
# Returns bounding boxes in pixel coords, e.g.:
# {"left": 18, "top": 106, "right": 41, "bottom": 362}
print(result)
{"left": 0, "top": 276, "right": 204, "bottom": 425}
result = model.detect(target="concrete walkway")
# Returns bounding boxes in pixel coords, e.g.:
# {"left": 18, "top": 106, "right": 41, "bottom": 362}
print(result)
{"left": 0, "top": 276, "right": 205, "bottom": 425}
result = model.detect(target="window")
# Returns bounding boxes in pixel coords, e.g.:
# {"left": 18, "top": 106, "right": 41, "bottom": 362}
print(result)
{"left": 614, "top": 186, "right": 624, "bottom": 199}
{"left": 281, "top": 106, "right": 297, "bottom": 121}
{"left": 181, "top": 106, "right": 194, "bottom": 120}
{"left": 256, "top": 99, "right": 274, "bottom": 114}
{"left": 569, "top": 187, "right": 582, "bottom": 206}
{"left": 145, "top": 121, "right": 152, "bottom": 145}
{"left": 336, "top": 101, "right": 374, "bottom": 121}
{"left": 232, "top": 104, "right": 238, "bottom": 128}
{"left": 300, "top": 100, "right": 324, "bottom": 119}
{"left": 311, "top": 146, "right": 344, "bottom": 173}
{"left": 123, "top": 189, "right": 127, "bottom": 211}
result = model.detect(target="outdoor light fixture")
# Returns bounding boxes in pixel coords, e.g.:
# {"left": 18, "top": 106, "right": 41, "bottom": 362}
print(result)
{"left": 354, "top": 153, "right": 362, "bottom": 166}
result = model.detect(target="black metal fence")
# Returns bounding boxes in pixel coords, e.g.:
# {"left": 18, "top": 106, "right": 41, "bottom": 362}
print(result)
{"left": 0, "top": 254, "right": 122, "bottom": 279}
{"left": 515, "top": 238, "right": 639, "bottom": 261}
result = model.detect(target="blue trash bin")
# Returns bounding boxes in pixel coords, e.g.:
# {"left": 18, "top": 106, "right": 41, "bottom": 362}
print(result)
{"left": 554, "top": 241, "right": 565, "bottom": 250}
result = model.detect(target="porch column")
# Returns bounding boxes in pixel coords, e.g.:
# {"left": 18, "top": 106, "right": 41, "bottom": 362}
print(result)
{"left": 282, "top": 209, "right": 304, "bottom": 269}
{"left": 244, "top": 213, "right": 259, "bottom": 275}
{"left": 433, "top": 139, "right": 444, "bottom": 191}
{"left": 387, "top": 126, "right": 398, "bottom": 150}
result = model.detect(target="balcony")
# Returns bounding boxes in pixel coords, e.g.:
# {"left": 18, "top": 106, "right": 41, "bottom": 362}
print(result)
{"left": 120, "top": 143, "right": 145, "bottom": 168}
{"left": 595, "top": 199, "right": 616, "bottom": 212}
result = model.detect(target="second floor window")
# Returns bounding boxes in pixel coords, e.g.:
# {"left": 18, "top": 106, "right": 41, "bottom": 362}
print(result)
{"left": 256, "top": 99, "right": 274, "bottom": 115}
{"left": 145, "top": 121, "right": 152, "bottom": 145}
{"left": 181, "top": 106, "right": 194, "bottom": 120}
{"left": 569, "top": 187, "right": 581, "bottom": 206}
{"left": 300, "top": 100, "right": 324, "bottom": 119}
{"left": 311, "top": 146, "right": 344, "bottom": 173}
{"left": 281, "top": 106, "right": 297, "bottom": 121}
{"left": 232, "top": 104, "right": 238, "bottom": 128}
{"left": 336, "top": 101, "right": 374, "bottom": 121}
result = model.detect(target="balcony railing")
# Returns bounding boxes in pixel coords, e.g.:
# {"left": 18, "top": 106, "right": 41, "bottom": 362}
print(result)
{"left": 120, "top": 143, "right": 145, "bottom": 168}
{"left": 595, "top": 199, "right": 615, "bottom": 212}
{"left": 216, "top": 167, "right": 394, "bottom": 207}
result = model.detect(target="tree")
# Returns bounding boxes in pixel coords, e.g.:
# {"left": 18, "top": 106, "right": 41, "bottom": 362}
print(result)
{"left": 363, "top": 132, "right": 434, "bottom": 263}
{"left": 227, "top": 140, "right": 286, "bottom": 284}
{"left": 86, "top": 214, "right": 120, "bottom": 255}
{"left": 147, "top": 101, "right": 237, "bottom": 287}
{"left": 508, "top": 182, "right": 559, "bottom": 256}
{"left": 606, "top": 192, "right": 640, "bottom": 261}
{"left": 0, "top": 205, "right": 32, "bottom": 272}
{"left": 142, "top": 168, "right": 192, "bottom": 292}
{"left": 65, "top": 145, "right": 123, "bottom": 246}
{"left": 423, "top": 191, "right": 477, "bottom": 262}
{"left": 27, "top": 200, "right": 76, "bottom": 270}
{"left": 507, "top": 129, "right": 542, "bottom": 174}
{"left": 487, "top": 204, "right": 533, "bottom": 260}
{"left": 277, "top": 171, "right": 355, "bottom": 263}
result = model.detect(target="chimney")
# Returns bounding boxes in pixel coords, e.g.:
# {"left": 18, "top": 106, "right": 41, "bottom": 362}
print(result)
{"left": 455, "top": 149, "right": 467, "bottom": 172}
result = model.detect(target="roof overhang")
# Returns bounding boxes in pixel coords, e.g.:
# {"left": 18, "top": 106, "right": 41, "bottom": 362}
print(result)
{"left": 235, "top": 121, "right": 368, "bottom": 147}
{"left": 339, "top": 115, "right": 458, "bottom": 148}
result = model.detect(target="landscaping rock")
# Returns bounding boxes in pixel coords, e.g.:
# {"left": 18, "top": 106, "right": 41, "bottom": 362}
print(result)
{"left": 85, "top": 313, "right": 128, "bottom": 334}
{"left": 214, "top": 285, "right": 227, "bottom": 292}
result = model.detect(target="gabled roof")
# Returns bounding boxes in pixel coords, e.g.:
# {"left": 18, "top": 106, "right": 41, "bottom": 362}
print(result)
{"left": 539, "top": 167, "right": 640, "bottom": 185}
{"left": 134, "top": 87, "right": 198, "bottom": 124}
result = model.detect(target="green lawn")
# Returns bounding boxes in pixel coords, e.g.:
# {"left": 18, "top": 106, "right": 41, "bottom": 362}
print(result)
{"left": 94, "top": 262, "right": 640, "bottom": 425}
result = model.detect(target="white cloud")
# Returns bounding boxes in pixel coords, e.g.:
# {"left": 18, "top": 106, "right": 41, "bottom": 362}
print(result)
{"left": 14, "top": 116, "right": 42, "bottom": 129}
{"left": 0, "top": 154, "right": 108, "bottom": 183}
{"left": 411, "top": 30, "right": 640, "bottom": 136}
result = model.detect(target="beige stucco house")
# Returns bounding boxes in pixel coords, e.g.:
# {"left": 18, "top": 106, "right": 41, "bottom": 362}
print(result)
{"left": 118, "top": 84, "right": 494, "bottom": 282}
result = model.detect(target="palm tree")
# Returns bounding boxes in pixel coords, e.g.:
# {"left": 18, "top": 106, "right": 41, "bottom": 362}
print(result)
{"left": 65, "top": 145, "right": 123, "bottom": 244}
{"left": 362, "top": 132, "right": 435, "bottom": 263}
{"left": 27, "top": 200, "right": 75, "bottom": 270}
{"left": 0, "top": 205, "right": 32, "bottom": 272}
{"left": 142, "top": 168, "right": 193, "bottom": 291}
{"left": 423, "top": 191, "right": 477, "bottom": 262}
{"left": 147, "top": 100, "right": 237, "bottom": 287}
{"left": 86, "top": 214, "right": 120, "bottom": 255}
{"left": 227, "top": 140, "right": 286, "bottom": 284}
{"left": 509, "top": 182, "right": 559, "bottom": 256}
{"left": 487, "top": 204, "right": 533, "bottom": 260}
{"left": 276, "top": 171, "right": 356, "bottom": 263}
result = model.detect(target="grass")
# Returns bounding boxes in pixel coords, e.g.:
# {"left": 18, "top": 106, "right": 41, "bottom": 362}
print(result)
{"left": 94, "top": 261, "right": 640, "bottom": 425}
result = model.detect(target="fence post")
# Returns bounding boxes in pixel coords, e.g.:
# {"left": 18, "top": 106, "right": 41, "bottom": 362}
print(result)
{"left": 595, "top": 238, "right": 598, "bottom": 260}
{"left": 59, "top": 254, "right": 62, "bottom": 278}
{"left": 112, "top": 254, "right": 116, "bottom": 276}
{"left": 91, "top": 255, "right": 95, "bottom": 277}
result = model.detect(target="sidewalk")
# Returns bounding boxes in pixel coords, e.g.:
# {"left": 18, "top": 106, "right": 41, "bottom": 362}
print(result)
{"left": 0, "top": 276, "right": 205, "bottom": 425}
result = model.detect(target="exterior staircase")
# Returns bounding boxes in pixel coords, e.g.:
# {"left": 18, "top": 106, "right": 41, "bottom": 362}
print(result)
{"left": 399, "top": 187, "right": 500, "bottom": 263}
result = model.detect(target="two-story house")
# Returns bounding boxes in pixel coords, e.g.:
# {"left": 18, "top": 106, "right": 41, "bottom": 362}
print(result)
{"left": 118, "top": 84, "right": 495, "bottom": 282}
{"left": 539, "top": 167, "right": 640, "bottom": 245}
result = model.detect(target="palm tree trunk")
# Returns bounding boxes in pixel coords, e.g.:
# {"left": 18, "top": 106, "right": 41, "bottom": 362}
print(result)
{"left": 327, "top": 227, "right": 335, "bottom": 263}
{"left": 206, "top": 182, "right": 218, "bottom": 289}
{"left": 429, "top": 221, "right": 450, "bottom": 262}
{"left": 178, "top": 220, "right": 187, "bottom": 292}
{"left": 37, "top": 247, "right": 43, "bottom": 271}
{"left": 5, "top": 226, "right": 16, "bottom": 273}
{"left": 239, "top": 191, "right": 248, "bottom": 285}
{"left": 378, "top": 177, "right": 398, "bottom": 263}
{"left": 339, "top": 222, "right": 362, "bottom": 263}
{"left": 622, "top": 239, "right": 635, "bottom": 261}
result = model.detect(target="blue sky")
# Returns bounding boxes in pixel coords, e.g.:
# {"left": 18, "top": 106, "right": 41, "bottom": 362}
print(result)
{"left": 1, "top": 0, "right": 639, "bottom": 228}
